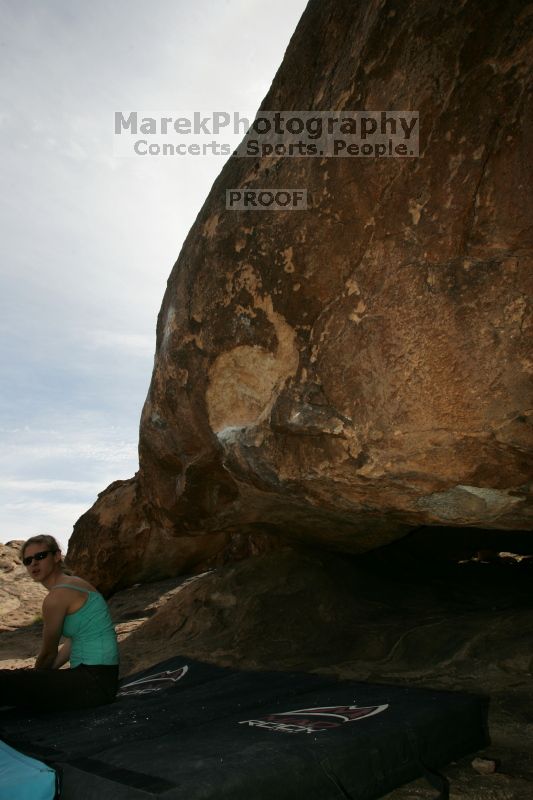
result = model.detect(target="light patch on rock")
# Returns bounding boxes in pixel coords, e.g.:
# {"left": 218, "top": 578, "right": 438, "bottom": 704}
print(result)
{"left": 417, "top": 485, "right": 524, "bottom": 522}
{"left": 161, "top": 305, "right": 176, "bottom": 349}
{"left": 235, "top": 304, "right": 257, "bottom": 319}
{"left": 448, "top": 152, "right": 465, "bottom": 179}
{"left": 203, "top": 213, "right": 219, "bottom": 239}
{"left": 504, "top": 296, "right": 527, "bottom": 328}
{"left": 206, "top": 291, "right": 299, "bottom": 432}
{"left": 180, "top": 331, "right": 205, "bottom": 349}
{"left": 345, "top": 277, "right": 361, "bottom": 296}
{"left": 174, "top": 368, "right": 189, "bottom": 387}
{"left": 282, "top": 246, "right": 295, "bottom": 273}
{"left": 216, "top": 425, "right": 247, "bottom": 444}
{"left": 408, "top": 198, "right": 424, "bottom": 225}
{"left": 349, "top": 299, "right": 367, "bottom": 323}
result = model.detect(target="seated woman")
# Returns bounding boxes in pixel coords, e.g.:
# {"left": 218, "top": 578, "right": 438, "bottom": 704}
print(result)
{"left": 0, "top": 534, "right": 119, "bottom": 712}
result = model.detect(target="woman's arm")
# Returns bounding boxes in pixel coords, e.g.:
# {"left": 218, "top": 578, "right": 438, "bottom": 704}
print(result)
{"left": 53, "top": 639, "right": 72, "bottom": 669}
{"left": 52, "top": 638, "right": 72, "bottom": 669}
{"left": 34, "top": 593, "right": 67, "bottom": 670}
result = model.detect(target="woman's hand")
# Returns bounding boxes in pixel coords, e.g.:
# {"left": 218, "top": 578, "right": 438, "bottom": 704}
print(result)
{"left": 34, "top": 592, "right": 68, "bottom": 670}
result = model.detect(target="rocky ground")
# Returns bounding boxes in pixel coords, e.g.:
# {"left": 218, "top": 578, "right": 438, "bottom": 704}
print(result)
{"left": 1, "top": 538, "right": 532, "bottom": 799}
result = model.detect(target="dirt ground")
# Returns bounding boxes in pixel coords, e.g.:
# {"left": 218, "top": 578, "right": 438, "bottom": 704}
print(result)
{"left": 1, "top": 540, "right": 532, "bottom": 799}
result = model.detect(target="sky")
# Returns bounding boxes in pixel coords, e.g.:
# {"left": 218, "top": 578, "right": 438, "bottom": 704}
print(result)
{"left": 0, "top": 0, "right": 308, "bottom": 550}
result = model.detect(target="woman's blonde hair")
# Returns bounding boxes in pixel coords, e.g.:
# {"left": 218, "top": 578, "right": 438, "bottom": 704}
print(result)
{"left": 21, "top": 534, "right": 72, "bottom": 573}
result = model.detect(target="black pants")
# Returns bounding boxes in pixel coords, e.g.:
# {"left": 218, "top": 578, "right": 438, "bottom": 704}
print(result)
{"left": 0, "top": 664, "right": 119, "bottom": 712}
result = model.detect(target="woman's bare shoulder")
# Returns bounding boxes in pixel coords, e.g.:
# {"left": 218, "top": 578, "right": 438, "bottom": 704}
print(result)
{"left": 55, "top": 574, "right": 98, "bottom": 592}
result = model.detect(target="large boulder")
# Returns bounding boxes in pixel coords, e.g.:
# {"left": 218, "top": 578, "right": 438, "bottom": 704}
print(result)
{"left": 69, "top": 0, "right": 532, "bottom": 594}
{"left": 0, "top": 541, "right": 47, "bottom": 634}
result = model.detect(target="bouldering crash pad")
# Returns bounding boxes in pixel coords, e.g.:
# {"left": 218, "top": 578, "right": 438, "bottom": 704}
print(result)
{"left": 1, "top": 657, "right": 489, "bottom": 799}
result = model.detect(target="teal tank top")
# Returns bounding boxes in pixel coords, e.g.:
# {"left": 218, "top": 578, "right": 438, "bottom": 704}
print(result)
{"left": 56, "top": 584, "right": 119, "bottom": 668}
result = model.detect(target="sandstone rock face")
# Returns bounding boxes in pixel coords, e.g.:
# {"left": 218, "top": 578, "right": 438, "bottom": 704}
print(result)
{"left": 117, "top": 547, "right": 533, "bottom": 682}
{"left": 69, "top": 0, "right": 532, "bottom": 593}
{"left": 0, "top": 541, "right": 46, "bottom": 632}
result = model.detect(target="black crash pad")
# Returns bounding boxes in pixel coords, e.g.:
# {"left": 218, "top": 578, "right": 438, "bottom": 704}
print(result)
{"left": 1, "top": 657, "right": 489, "bottom": 800}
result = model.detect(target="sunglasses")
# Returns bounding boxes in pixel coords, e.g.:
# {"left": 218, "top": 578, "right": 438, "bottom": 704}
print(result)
{"left": 22, "top": 550, "right": 53, "bottom": 566}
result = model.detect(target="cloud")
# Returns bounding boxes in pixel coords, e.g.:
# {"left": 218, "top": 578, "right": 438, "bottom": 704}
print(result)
{"left": 1, "top": 499, "right": 90, "bottom": 552}
{"left": 84, "top": 330, "right": 155, "bottom": 358}
{"left": 0, "top": 423, "right": 138, "bottom": 546}
{"left": 0, "top": 479, "right": 103, "bottom": 493}
{"left": 0, "top": 425, "right": 138, "bottom": 470}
